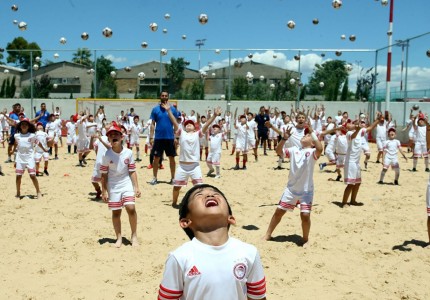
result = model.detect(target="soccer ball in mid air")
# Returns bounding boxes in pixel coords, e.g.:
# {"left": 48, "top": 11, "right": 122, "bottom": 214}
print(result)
{"left": 138, "top": 72, "right": 145, "bottom": 80}
{"left": 149, "top": 23, "right": 158, "bottom": 32}
{"left": 332, "top": 0, "right": 342, "bottom": 9}
{"left": 102, "top": 27, "right": 113, "bottom": 38}
{"left": 198, "top": 14, "right": 208, "bottom": 24}
{"left": 81, "top": 32, "right": 89, "bottom": 40}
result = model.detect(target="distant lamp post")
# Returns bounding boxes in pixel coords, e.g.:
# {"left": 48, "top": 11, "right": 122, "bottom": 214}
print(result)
{"left": 195, "top": 38, "right": 206, "bottom": 71}
{"left": 395, "top": 39, "right": 409, "bottom": 99}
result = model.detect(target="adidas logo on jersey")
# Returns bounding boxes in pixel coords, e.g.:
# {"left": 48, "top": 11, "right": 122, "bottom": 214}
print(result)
{"left": 186, "top": 266, "right": 201, "bottom": 277}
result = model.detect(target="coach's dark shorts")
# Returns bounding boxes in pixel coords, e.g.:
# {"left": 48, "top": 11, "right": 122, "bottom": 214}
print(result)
{"left": 8, "top": 134, "right": 15, "bottom": 146}
{"left": 258, "top": 130, "right": 269, "bottom": 141}
{"left": 153, "top": 139, "right": 176, "bottom": 157}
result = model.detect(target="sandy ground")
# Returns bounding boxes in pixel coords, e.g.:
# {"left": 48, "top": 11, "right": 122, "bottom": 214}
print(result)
{"left": 1, "top": 141, "right": 430, "bottom": 300}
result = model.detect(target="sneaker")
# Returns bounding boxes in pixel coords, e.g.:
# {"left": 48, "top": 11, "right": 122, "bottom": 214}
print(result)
{"left": 147, "top": 164, "right": 153, "bottom": 169}
{"left": 242, "top": 166, "right": 247, "bottom": 170}
{"left": 378, "top": 180, "right": 383, "bottom": 184}
{"left": 426, "top": 168, "right": 430, "bottom": 172}
{"left": 364, "top": 161, "right": 368, "bottom": 169}
{"left": 0, "top": 171, "right": 4, "bottom": 176}
{"left": 4, "top": 158, "right": 12, "bottom": 163}
{"left": 264, "top": 152, "right": 268, "bottom": 156}
{"left": 215, "top": 175, "right": 221, "bottom": 178}
{"left": 79, "top": 161, "right": 85, "bottom": 167}
{"left": 54, "top": 156, "right": 59, "bottom": 160}
{"left": 160, "top": 165, "right": 165, "bottom": 169}
{"left": 233, "top": 165, "right": 240, "bottom": 170}
{"left": 207, "top": 169, "right": 215, "bottom": 176}
{"left": 376, "top": 160, "right": 380, "bottom": 163}
{"left": 36, "top": 172, "right": 43, "bottom": 177}
{"left": 135, "top": 158, "right": 141, "bottom": 162}
{"left": 168, "top": 179, "right": 174, "bottom": 185}
{"left": 412, "top": 168, "right": 417, "bottom": 172}
{"left": 394, "top": 180, "right": 399, "bottom": 185}
{"left": 275, "top": 166, "right": 283, "bottom": 170}
{"left": 44, "top": 169, "right": 49, "bottom": 176}
{"left": 96, "top": 190, "right": 102, "bottom": 199}
{"left": 82, "top": 158, "right": 87, "bottom": 165}
{"left": 149, "top": 178, "right": 158, "bottom": 185}
{"left": 319, "top": 163, "right": 325, "bottom": 171}
{"left": 336, "top": 175, "right": 342, "bottom": 181}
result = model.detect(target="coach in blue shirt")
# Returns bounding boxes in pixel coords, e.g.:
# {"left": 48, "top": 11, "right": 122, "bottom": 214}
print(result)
{"left": 149, "top": 91, "right": 179, "bottom": 185}
{"left": 35, "top": 103, "right": 50, "bottom": 128}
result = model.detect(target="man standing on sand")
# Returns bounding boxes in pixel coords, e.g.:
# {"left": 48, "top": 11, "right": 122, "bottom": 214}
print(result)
{"left": 255, "top": 106, "right": 270, "bottom": 156}
{"left": 35, "top": 103, "right": 50, "bottom": 129}
{"left": 149, "top": 91, "right": 179, "bottom": 185}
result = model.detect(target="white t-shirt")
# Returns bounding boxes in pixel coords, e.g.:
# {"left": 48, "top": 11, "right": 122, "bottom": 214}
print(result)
{"left": 66, "top": 122, "right": 76, "bottom": 136}
{"left": 415, "top": 125, "right": 426, "bottom": 143}
{"left": 45, "top": 121, "right": 57, "bottom": 138}
{"left": 383, "top": 139, "right": 401, "bottom": 159}
{"left": 34, "top": 131, "right": 49, "bottom": 153}
{"left": 14, "top": 133, "right": 37, "bottom": 163}
{"left": 247, "top": 119, "right": 257, "bottom": 141}
{"left": 208, "top": 132, "right": 224, "bottom": 154}
{"left": 76, "top": 119, "right": 88, "bottom": 139}
{"left": 284, "top": 146, "right": 318, "bottom": 193}
{"left": 376, "top": 121, "right": 387, "bottom": 140}
{"left": 94, "top": 136, "right": 110, "bottom": 164}
{"left": 287, "top": 126, "right": 305, "bottom": 148}
{"left": 159, "top": 237, "right": 266, "bottom": 300}
{"left": 345, "top": 130, "right": 362, "bottom": 164}
{"left": 96, "top": 112, "right": 105, "bottom": 129}
{"left": 100, "top": 148, "right": 135, "bottom": 192}
{"left": 129, "top": 123, "right": 143, "bottom": 140}
{"left": 335, "top": 134, "right": 348, "bottom": 155}
{"left": 86, "top": 121, "right": 97, "bottom": 137}
{"left": 178, "top": 129, "right": 203, "bottom": 162}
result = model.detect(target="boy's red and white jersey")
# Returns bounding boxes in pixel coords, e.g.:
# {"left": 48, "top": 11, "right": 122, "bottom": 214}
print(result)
{"left": 335, "top": 134, "right": 348, "bottom": 154}
{"left": 129, "top": 123, "right": 142, "bottom": 140}
{"left": 383, "top": 139, "right": 401, "bottom": 159}
{"left": 76, "top": 119, "right": 87, "bottom": 139}
{"left": 86, "top": 121, "right": 97, "bottom": 137}
{"left": 45, "top": 121, "right": 57, "bottom": 138}
{"left": 35, "top": 131, "right": 49, "bottom": 153}
{"left": 14, "top": 133, "right": 37, "bottom": 163}
{"left": 416, "top": 125, "right": 426, "bottom": 143}
{"left": 346, "top": 130, "right": 362, "bottom": 164}
{"left": 177, "top": 129, "right": 203, "bottom": 163}
{"left": 288, "top": 126, "right": 305, "bottom": 148}
{"left": 159, "top": 237, "right": 266, "bottom": 300}
{"left": 66, "top": 122, "right": 76, "bottom": 136}
{"left": 208, "top": 132, "right": 223, "bottom": 154}
{"left": 376, "top": 121, "right": 387, "bottom": 139}
{"left": 284, "top": 146, "right": 317, "bottom": 193}
{"left": 100, "top": 148, "right": 135, "bottom": 190}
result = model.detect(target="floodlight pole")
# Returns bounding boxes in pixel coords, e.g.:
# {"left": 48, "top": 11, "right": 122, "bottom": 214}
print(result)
{"left": 196, "top": 39, "right": 206, "bottom": 71}
{"left": 159, "top": 51, "right": 163, "bottom": 94}
{"left": 385, "top": 0, "right": 394, "bottom": 113}
{"left": 228, "top": 50, "right": 232, "bottom": 111}
{"left": 30, "top": 52, "right": 34, "bottom": 118}
{"left": 296, "top": 51, "right": 301, "bottom": 110}
{"left": 93, "top": 50, "right": 97, "bottom": 114}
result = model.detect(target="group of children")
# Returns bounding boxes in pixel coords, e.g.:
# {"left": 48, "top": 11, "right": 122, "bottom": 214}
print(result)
{"left": 3, "top": 101, "right": 430, "bottom": 299}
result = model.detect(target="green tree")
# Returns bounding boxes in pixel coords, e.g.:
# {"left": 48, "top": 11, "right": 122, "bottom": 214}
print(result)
{"left": 6, "top": 37, "right": 42, "bottom": 69}
{"left": 232, "top": 77, "right": 249, "bottom": 100}
{"left": 0, "top": 80, "right": 5, "bottom": 98}
{"left": 189, "top": 80, "right": 205, "bottom": 100}
{"left": 341, "top": 78, "right": 349, "bottom": 101}
{"left": 307, "top": 60, "right": 348, "bottom": 101}
{"left": 72, "top": 48, "right": 93, "bottom": 67}
{"left": 165, "top": 57, "right": 186, "bottom": 94}
{"left": 299, "top": 84, "right": 306, "bottom": 100}
{"left": 94, "top": 56, "right": 117, "bottom": 98}
{"left": 20, "top": 74, "right": 52, "bottom": 98}
{"left": 0, "top": 52, "right": 4, "bottom": 64}
{"left": 248, "top": 82, "right": 269, "bottom": 100}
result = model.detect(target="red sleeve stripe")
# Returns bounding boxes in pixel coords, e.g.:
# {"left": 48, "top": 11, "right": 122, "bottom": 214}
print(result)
{"left": 247, "top": 277, "right": 266, "bottom": 287}
{"left": 158, "top": 285, "right": 183, "bottom": 299}
{"left": 159, "top": 285, "right": 183, "bottom": 295}
{"left": 100, "top": 165, "right": 108, "bottom": 171}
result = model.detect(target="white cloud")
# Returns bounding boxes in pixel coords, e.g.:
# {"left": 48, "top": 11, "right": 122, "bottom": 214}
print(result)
{"left": 105, "top": 54, "right": 127, "bottom": 63}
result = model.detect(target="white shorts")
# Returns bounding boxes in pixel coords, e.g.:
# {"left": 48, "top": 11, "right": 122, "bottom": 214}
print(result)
{"left": 269, "top": 128, "right": 278, "bottom": 140}
{"left": 414, "top": 141, "right": 428, "bottom": 158}
{"left": 76, "top": 137, "right": 90, "bottom": 153}
{"left": 207, "top": 152, "right": 221, "bottom": 166}
{"left": 426, "top": 179, "right": 430, "bottom": 216}
{"left": 67, "top": 134, "right": 77, "bottom": 145}
{"left": 34, "top": 151, "right": 49, "bottom": 162}
{"left": 91, "top": 164, "right": 102, "bottom": 183}
{"left": 130, "top": 137, "right": 140, "bottom": 147}
{"left": 344, "top": 162, "right": 361, "bottom": 185}
{"left": 361, "top": 142, "right": 370, "bottom": 155}
{"left": 16, "top": 160, "right": 36, "bottom": 175}
{"left": 48, "top": 132, "right": 59, "bottom": 145}
{"left": 383, "top": 156, "right": 399, "bottom": 169}
{"left": 249, "top": 138, "right": 256, "bottom": 149}
{"left": 173, "top": 162, "right": 203, "bottom": 187}
{"left": 278, "top": 188, "right": 313, "bottom": 213}
{"left": 199, "top": 137, "right": 208, "bottom": 148}
{"left": 376, "top": 138, "right": 386, "bottom": 152}
{"left": 235, "top": 137, "right": 250, "bottom": 153}
{"left": 325, "top": 150, "right": 336, "bottom": 162}
{"left": 108, "top": 190, "right": 135, "bottom": 210}
{"left": 336, "top": 154, "right": 346, "bottom": 168}
{"left": 408, "top": 132, "right": 416, "bottom": 142}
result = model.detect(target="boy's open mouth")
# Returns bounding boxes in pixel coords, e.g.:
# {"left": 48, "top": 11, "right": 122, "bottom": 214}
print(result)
{"left": 112, "top": 138, "right": 118, "bottom": 143}
{"left": 205, "top": 199, "right": 218, "bottom": 207}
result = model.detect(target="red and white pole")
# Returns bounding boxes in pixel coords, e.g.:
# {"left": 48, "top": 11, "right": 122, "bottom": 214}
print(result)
{"left": 385, "top": 0, "right": 394, "bottom": 114}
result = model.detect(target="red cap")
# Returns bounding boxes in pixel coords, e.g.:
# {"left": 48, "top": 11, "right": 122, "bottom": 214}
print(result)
{"left": 72, "top": 115, "right": 78, "bottom": 122}
{"left": 36, "top": 122, "right": 43, "bottom": 127}
{"left": 304, "top": 127, "right": 310, "bottom": 135}
{"left": 106, "top": 125, "right": 122, "bottom": 136}
{"left": 20, "top": 118, "right": 31, "bottom": 124}
{"left": 183, "top": 120, "right": 195, "bottom": 127}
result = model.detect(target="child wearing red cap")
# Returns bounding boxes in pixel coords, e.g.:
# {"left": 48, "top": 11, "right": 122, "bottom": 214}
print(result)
{"left": 163, "top": 103, "right": 222, "bottom": 207}
{"left": 100, "top": 124, "right": 141, "bottom": 248}
{"left": 34, "top": 122, "right": 51, "bottom": 176}
{"left": 66, "top": 115, "right": 77, "bottom": 154}
{"left": 378, "top": 128, "right": 407, "bottom": 185}
{"left": 206, "top": 123, "right": 225, "bottom": 178}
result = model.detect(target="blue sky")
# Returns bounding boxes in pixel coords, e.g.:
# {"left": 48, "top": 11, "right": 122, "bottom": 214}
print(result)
{"left": 1, "top": 0, "right": 429, "bottom": 91}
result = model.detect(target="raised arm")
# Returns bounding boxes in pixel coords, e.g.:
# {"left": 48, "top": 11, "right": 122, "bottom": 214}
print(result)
{"left": 202, "top": 107, "right": 222, "bottom": 134}
{"left": 161, "top": 102, "right": 179, "bottom": 132}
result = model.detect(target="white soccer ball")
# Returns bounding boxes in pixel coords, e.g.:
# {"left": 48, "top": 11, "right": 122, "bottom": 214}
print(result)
{"left": 163, "top": 28, "right": 168, "bottom": 34}
{"left": 59, "top": 37, "right": 67, "bottom": 45}
{"left": 160, "top": 48, "right": 168, "bottom": 56}
{"left": 319, "top": 82, "right": 325, "bottom": 88}
{"left": 4, "top": 69, "right": 10, "bottom": 74}
{"left": 33, "top": 64, "right": 39, "bottom": 71}
{"left": 332, "top": 0, "right": 342, "bottom": 9}
{"left": 138, "top": 72, "right": 146, "bottom": 80}
{"left": 81, "top": 32, "right": 89, "bottom": 40}
{"left": 124, "top": 66, "right": 132, "bottom": 72}
{"left": 260, "top": 75, "right": 265, "bottom": 81}
{"left": 413, "top": 104, "right": 420, "bottom": 110}
{"left": 200, "top": 71, "right": 208, "bottom": 78}
{"left": 289, "top": 78, "right": 296, "bottom": 85}
{"left": 54, "top": 53, "right": 59, "bottom": 59}
{"left": 335, "top": 51, "right": 342, "bottom": 57}
{"left": 198, "top": 13, "right": 208, "bottom": 24}
{"left": 294, "top": 55, "right": 300, "bottom": 61}
{"left": 246, "top": 72, "right": 254, "bottom": 81}
{"left": 269, "top": 83, "right": 276, "bottom": 90}
{"left": 287, "top": 20, "right": 296, "bottom": 29}
{"left": 11, "top": 5, "right": 18, "bottom": 11}
{"left": 349, "top": 35, "right": 356, "bottom": 42}
{"left": 164, "top": 13, "right": 171, "bottom": 20}
{"left": 248, "top": 53, "right": 253, "bottom": 59}
{"left": 35, "top": 56, "right": 41, "bottom": 63}
{"left": 312, "top": 18, "right": 319, "bottom": 25}
{"left": 273, "top": 54, "right": 277, "bottom": 59}
{"left": 381, "top": 0, "right": 388, "bottom": 6}
{"left": 149, "top": 23, "right": 158, "bottom": 32}
{"left": 53, "top": 84, "right": 58, "bottom": 89}
{"left": 13, "top": 20, "right": 18, "bottom": 25}
{"left": 220, "top": 95, "right": 225, "bottom": 100}
{"left": 102, "top": 27, "right": 113, "bottom": 38}
{"left": 182, "top": 35, "right": 187, "bottom": 40}
{"left": 110, "top": 71, "right": 116, "bottom": 78}
{"left": 345, "top": 64, "right": 353, "bottom": 71}
{"left": 215, "top": 49, "right": 221, "bottom": 54}
{"left": 340, "top": 34, "right": 346, "bottom": 40}
{"left": 141, "top": 42, "right": 148, "bottom": 48}
{"left": 18, "top": 21, "right": 27, "bottom": 31}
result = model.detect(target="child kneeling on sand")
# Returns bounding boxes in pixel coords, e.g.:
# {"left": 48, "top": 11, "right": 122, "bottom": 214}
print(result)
{"left": 158, "top": 184, "right": 267, "bottom": 300}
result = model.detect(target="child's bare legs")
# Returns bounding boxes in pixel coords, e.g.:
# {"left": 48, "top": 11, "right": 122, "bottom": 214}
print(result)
{"left": 135, "top": 146, "right": 140, "bottom": 160}
{"left": 376, "top": 151, "right": 383, "bottom": 163}
{"left": 300, "top": 212, "right": 311, "bottom": 247}
{"left": 54, "top": 144, "right": 58, "bottom": 157}
{"left": 263, "top": 208, "right": 286, "bottom": 240}
{"left": 235, "top": 152, "right": 240, "bottom": 168}
{"left": 243, "top": 154, "right": 248, "bottom": 169}
{"left": 29, "top": 174, "right": 42, "bottom": 198}
{"left": 350, "top": 183, "right": 361, "bottom": 204}
{"left": 112, "top": 209, "right": 122, "bottom": 248}
{"left": 427, "top": 217, "right": 430, "bottom": 246}
{"left": 342, "top": 184, "right": 354, "bottom": 207}
{"left": 168, "top": 156, "right": 176, "bottom": 181}
{"left": 125, "top": 204, "right": 138, "bottom": 247}
{"left": 173, "top": 186, "right": 181, "bottom": 207}
{"left": 16, "top": 175, "right": 22, "bottom": 197}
